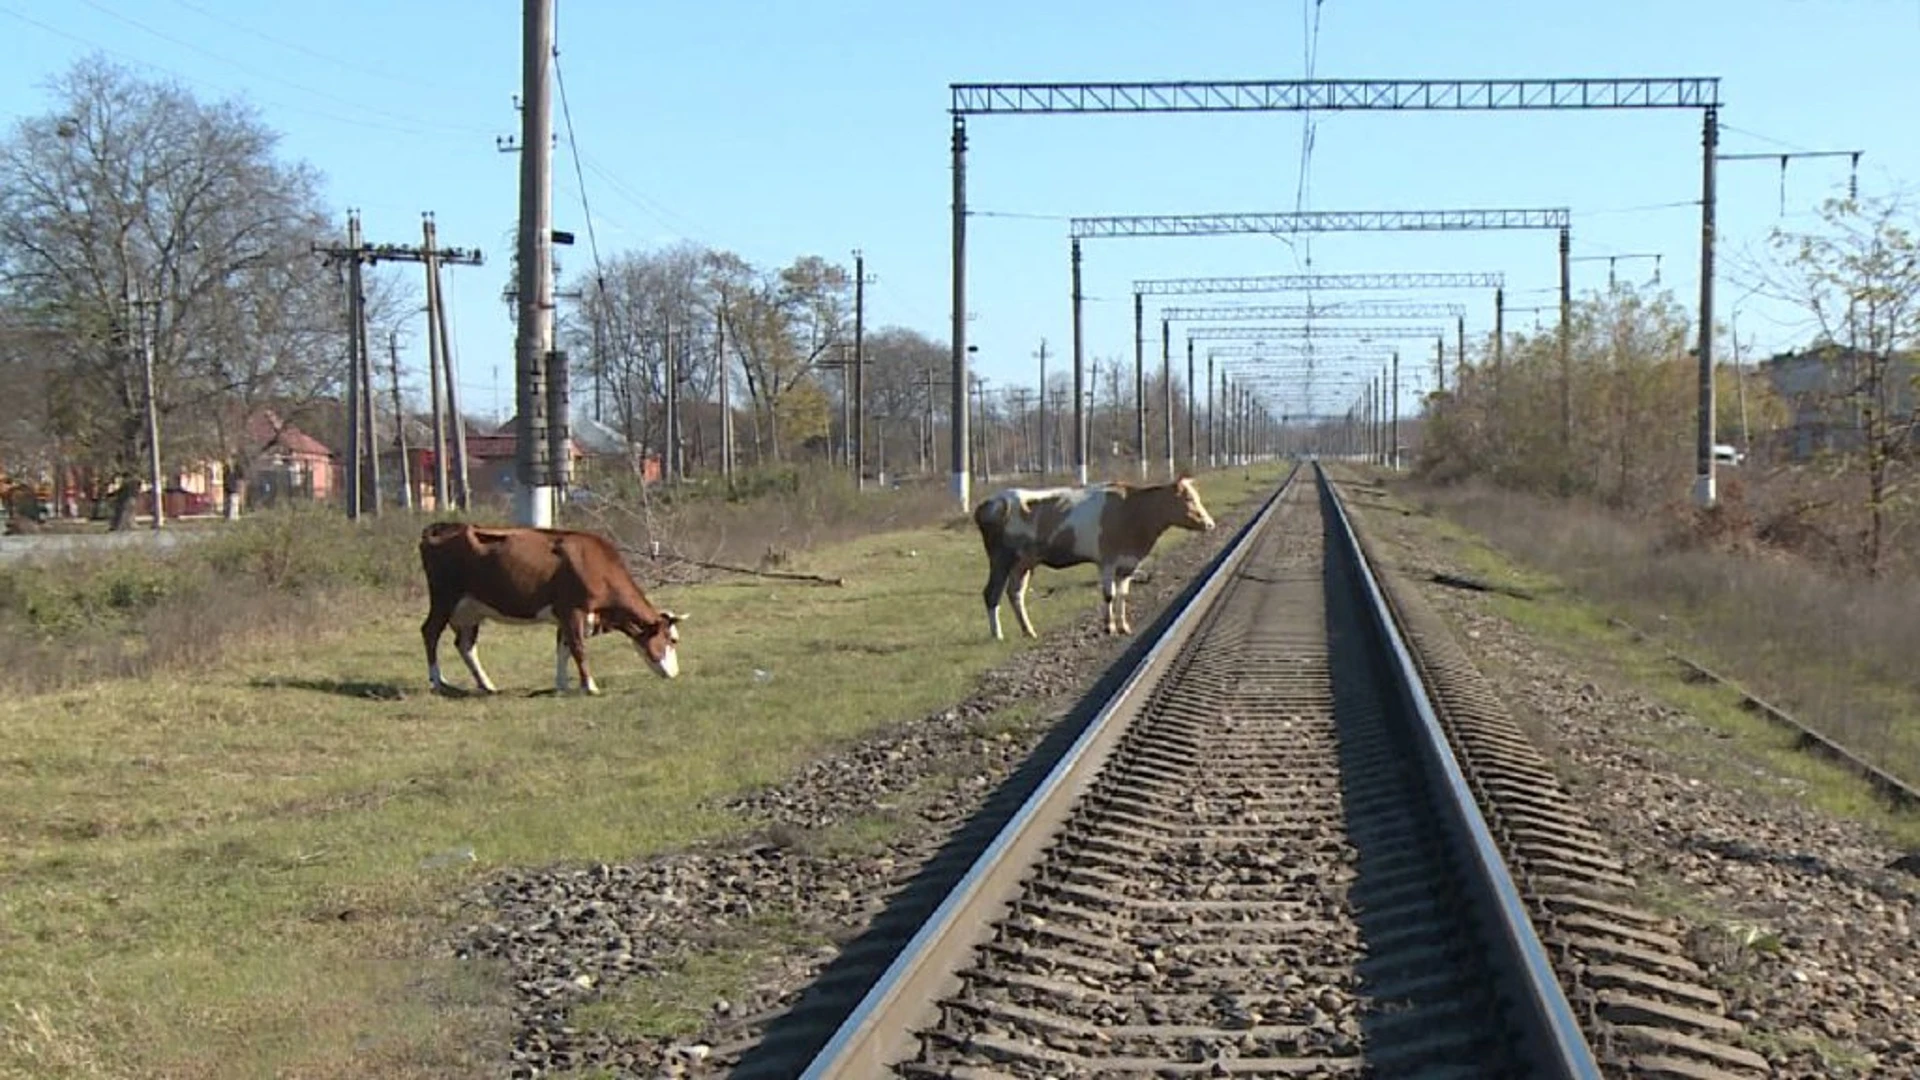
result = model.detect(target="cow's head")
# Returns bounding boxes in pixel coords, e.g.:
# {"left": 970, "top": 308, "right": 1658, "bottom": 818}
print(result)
{"left": 609, "top": 608, "right": 686, "bottom": 679}
{"left": 1172, "top": 475, "right": 1217, "bottom": 532}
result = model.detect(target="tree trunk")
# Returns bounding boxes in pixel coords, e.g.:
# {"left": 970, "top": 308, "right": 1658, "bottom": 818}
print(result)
{"left": 223, "top": 458, "right": 245, "bottom": 519}
{"left": 108, "top": 477, "right": 139, "bottom": 532}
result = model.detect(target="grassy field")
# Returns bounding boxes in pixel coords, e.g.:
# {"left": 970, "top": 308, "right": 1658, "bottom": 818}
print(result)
{"left": 0, "top": 464, "right": 1287, "bottom": 1080}
{"left": 1334, "top": 468, "right": 1920, "bottom": 851}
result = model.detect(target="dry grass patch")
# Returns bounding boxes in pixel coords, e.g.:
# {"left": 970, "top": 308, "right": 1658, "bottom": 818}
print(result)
{"left": 1339, "top": 478, "right": 1920, "bottom": 850}
{"left": 0, "top": 464, "right": 1286, "bottom": 1080}
{"left": 1397, "top": 479, "right": 1920, "bottom": 787}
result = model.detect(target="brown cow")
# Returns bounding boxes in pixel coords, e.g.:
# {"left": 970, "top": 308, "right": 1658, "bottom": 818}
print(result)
{"left": 973, "top": 476, "right": 1216, "bottom": 640}
{"left": 418, "top": 522, "right": 685, "bottom": 695}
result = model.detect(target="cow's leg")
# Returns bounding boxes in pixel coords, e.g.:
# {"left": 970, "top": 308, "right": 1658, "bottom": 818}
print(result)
{"left": 982, "top": 551, "right": 1015, "bottom": 641}
{"left": 454, "top": 621, "right": 498, "bottom": 694}
{"left": 1007, "top": 560, "right": 1040, "bottom": 639}
{"left": 1099, "top": 563, "right": 1119, "bottom": 635}
{"left": 422, "top": 601, "right": 454, "bottom": 691}
{"left": 553, "top": 626, "right": 572, "bottom": 692}
{"left": 563, "top": 611, "right": 599, "bottom": 695}
{"left": 1115, "top": 564, "right": 1138, "bottom": 635}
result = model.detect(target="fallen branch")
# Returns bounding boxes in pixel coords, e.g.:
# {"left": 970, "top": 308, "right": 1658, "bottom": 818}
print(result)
{"left": 671, "top": 555, "right": 846, "bottom": 587}
{"left": 1428, "top": 570, "right": 1536, "bottom": 601}
{"left": 622, "top": 542, "right": 846, "bottom": 587}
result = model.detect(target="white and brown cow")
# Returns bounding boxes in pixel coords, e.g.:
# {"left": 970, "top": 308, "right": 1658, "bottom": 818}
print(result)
{"left": 973, "top": 476, "right": 1216, "bottom": 640}
{"left": 418, "top": 521, "right": 685, "bottom": 695}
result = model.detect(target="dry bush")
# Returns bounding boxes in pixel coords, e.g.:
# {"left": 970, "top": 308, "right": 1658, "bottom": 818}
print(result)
{"left": 1414, "top": 479, "right": 1920, "bottom": 777}
{"left": 0, "top": 505, "right": 425, "bottom": 695}
{"left": 567, "top": 464, "right": 962, "bottom": 573}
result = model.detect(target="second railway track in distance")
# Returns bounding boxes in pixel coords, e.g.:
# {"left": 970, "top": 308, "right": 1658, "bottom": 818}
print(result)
{"left": 753, "top": 463, "right": 1770, "bottom": 1080}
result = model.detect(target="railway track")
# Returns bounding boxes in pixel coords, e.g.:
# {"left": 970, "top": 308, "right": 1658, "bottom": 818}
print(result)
{"left": 719, "top": 464, "right": 1772, "bottom": 1080}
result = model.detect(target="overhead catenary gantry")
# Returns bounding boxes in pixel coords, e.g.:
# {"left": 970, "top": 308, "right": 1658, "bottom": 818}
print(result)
{"left": 1134, "top": 271, "right": 1506, "bottom": 295}
{"left": 1080, "top": 207, "right": 1570, "bottom": 482}
{"left": 1159, "top": 302, "right": 1468, "bottom": 321}
{"left": 948, "top": 74, "right": 1723, "bottom": 511}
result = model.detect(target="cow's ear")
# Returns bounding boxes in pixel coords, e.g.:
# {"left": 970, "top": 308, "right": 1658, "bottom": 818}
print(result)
{"left": 662, "top": 609, "right": 687, "bottom": 624}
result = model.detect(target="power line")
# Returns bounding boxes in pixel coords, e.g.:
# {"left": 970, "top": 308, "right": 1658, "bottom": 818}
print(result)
{"left": 0, "top": 4, "right": 471, "bottom": 139}
{"left": 160, "top": 0, "right": 434, "bottom": 92}
{"left": 552, "top": 45, "right": 606, "bottom": 285}
{"left": 73, "top": 0, "right": 494, "bottom": 136}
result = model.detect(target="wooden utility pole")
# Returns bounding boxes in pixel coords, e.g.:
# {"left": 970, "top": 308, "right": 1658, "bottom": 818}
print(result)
{"left": 320, "top": 211, "right": 482, "bottom": 518}
{"left": 356, "top": 244, "right": 382, "bottom": 517}
{"left": 424, "top": 221, "right": 449, "bottom": 510}
{"left": 132, "top": 283, "right": 164, "bottom": 531}
{"left": 342, "top": 211, "right": 365, "bottom": 518}
{"left": 717, "top": 300, "right": 734, "bottom": 490}
{"left": 389, "top": 330, "right": 414, "bottom": 510}
{"left": 420, "top": 213, "right": 484, "bottom": 510}
{"left": 664, "top": 320, "right": 680, "bottom": 485}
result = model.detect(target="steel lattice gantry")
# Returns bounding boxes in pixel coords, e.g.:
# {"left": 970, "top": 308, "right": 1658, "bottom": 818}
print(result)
{"left": 1133, "top": 271, "right": 1505, "bottom": 295}
{"left": 947, "top": 74, "right": 1726, "bottom": 512}
{"left": 1159, "top": 302, "right": 1468, "bottom": 322}
{"left": 951, "top": 78, "right": 1719, "bottom": 113}
{"left": 1070, "top": 208, "right": 1569, "bottom": 238}
{"left": 1186, "top": 324, "right": 1449, "bottom": 341}
{"left": 1088, "top": 208, "right": 1569, "bottom": 482}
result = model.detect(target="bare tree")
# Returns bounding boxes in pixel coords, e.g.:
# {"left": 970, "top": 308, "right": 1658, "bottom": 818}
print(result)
{"left": 0, "top": 56, "right": 337, "bottom": 528}
{"left": 1762, "top": 193, "right": 1920, "bottom": 576}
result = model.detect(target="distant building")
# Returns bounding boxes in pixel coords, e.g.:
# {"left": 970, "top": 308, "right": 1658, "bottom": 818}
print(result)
{"left": 1761, "top": 346, "right": 1918, "bottom": 461}
{"left": 243, "top": 410, "right": 340, "bottom": 509}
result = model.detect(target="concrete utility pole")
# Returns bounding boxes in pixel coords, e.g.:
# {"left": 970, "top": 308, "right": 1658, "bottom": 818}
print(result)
{"left": 923, "top": 365, "right": 937, "bottom": 475}
{"left": 950, "top": 117, "right": 970, "bottom": 510}
{"left": 389, "top": 330, "right": 414, "bottom": 510}
{"left": 1035, "top": 338, "right": 1049, "bottom": 476}
{"left": 1185, "top": 337, "right": 1197, "bottom": 467}
{"left": 853, "top": 249, "right": 867, "bottom": 490}
{"left": 513, "top": 0, "right": 558, "bottom": 527}
{"left": 1133, "top": 292, "right": 1147, "bottom": 478}
{"left": 1070, "top": 239, "right": 1086, "bottom": 484}
{"left": 1390, "top": 351, "right": 1401, "bottom": 470}
{"left": 717, "top": 299, "right": 734, "bottom": 491}
{"left": 1695, "top": 105, "right": 1719, "bottom": 509}
{"left": 1160, "top": 317, "right": 1174, "bottom": 479}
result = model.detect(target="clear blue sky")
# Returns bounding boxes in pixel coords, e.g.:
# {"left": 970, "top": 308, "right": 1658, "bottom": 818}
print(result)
{"left": 4, "top": 0, "right": 1917, "bottom": 421}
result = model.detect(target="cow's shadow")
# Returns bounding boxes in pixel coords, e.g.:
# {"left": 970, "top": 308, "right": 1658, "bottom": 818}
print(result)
{"left": 248, "top": 675, "right": 412, "bottom": 701}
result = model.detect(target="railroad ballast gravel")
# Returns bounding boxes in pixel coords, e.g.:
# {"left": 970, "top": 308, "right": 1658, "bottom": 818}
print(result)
{"left": 446, "top": 479, "right": 1284, "bottom": 1079}
{"left": 1353, "top": 486, "right": 1920, "bottom": 1080}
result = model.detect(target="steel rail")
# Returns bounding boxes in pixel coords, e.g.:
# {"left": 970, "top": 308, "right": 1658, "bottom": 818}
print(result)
{"left": 796, "top": 464, "right": 1303, "bottom": 1078}
{"left": 1314, "top": 459, "right": 1604, "bottom": 1078}
{"left": 797, "top": 461, "right": 1605, "bottom": 1077}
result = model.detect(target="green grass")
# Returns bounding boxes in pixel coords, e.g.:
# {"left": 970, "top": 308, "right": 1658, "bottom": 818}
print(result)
{"left": 0, "top": 463, "right": 1288, "bottom": 1080}
{"left": 1336, "top": 478, "right": 1920, "bottom": 852}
